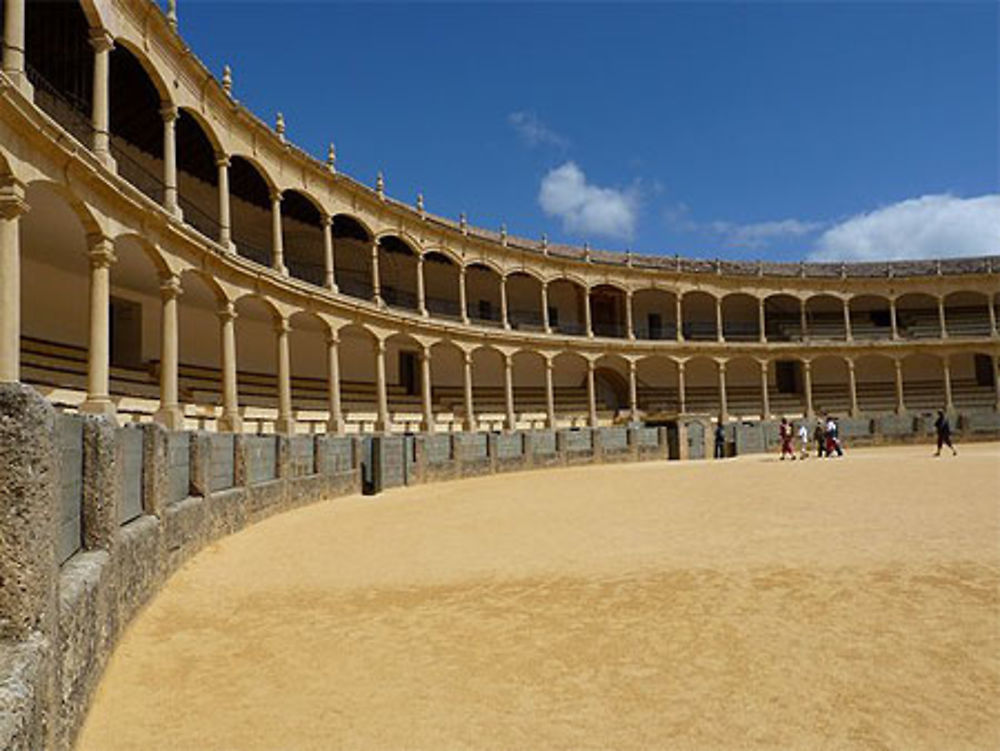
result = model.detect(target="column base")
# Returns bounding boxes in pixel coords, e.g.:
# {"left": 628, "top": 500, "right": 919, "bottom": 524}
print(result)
{"left": 94, "top": 151, "right": 117, "bottom": 173}
{"left": 3, "top": 71, "right": 34, "bottom": 99}
{"left": 274, "top": 416, "right": 296, "bottom": 435}
{"left": 220, "top": 240, "right": 237, "bottom": 254}
{"left": 153, "top": 405, "right": 185, "bottom": 431}
{"left": 79, "top": 396, "right": 117, "bottom": 419}
{"left": 326, "top": 418, "right": 344, "bottom": 434}
{"left": 217, "top": 413, "right": 243, "bottom": 433}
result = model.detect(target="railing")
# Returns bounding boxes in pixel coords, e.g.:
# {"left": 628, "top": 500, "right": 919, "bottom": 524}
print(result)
{"left": 592, "top": 321, "right": 625, "bottom": 338}
{"left": 382, "top": 286, "right": 419, "bottom": 311}
{"left": 554, "top": 321, "right": 587, "bottom": 336}
{"left": 25, "top": 63, "right": 94, "bottom": 147}
{"left": 634, "top": 323, "right": 678, "bottom": 341}
{"left": 509, "top": 310, "right": 545, "bottom": 331}
{"left": 682, "top": 322, "right": 718, "bottom": 341}
{"left": 426, "top": 296, "right": 462, "bottom": 319}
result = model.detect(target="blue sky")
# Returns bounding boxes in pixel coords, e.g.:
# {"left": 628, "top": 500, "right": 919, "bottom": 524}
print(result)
{"left": 175, "top": 1, "right": 998, "bottom": 261}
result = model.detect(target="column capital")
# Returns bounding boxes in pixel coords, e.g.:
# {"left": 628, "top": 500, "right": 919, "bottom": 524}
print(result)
{"left": 846, "top": 358, "right": 855, "bottom": 371}
{"left": 87, "top": 235, "right": 116, "bottom": 268}
{"left": 802, "top": 359, "right": 811, "bottom": 372}
{"left": 273, "top": 317, "right": 290, "bottom": 335}
{"left": 0, "top": 179, "right": 29, "bottom": 220}
{"left": 217, "top": 301, "right": 238, "bottom": 322}
{"left": 463, "top": 350, "right": 473, "bottom": 366}
{"left": 88, "top": 28, "right": 115, "bottom": 53}
{"left": 718, "top": 360, "right": 727, "bottom": 374}
{"left": 420, "top": 344, "right": 432, "bottom": 361}
{"left": 628, "top": 359, "right": 637, "bottom": 372}
{"left": 270, "top": 189, "right": 283, "bottom": 204}
{"left": 159, "top": 102, "right": 178, "bottom": 123}
{"left": 215, "top": 153, "right": 231, "bottom": 169}
{"left": 159, "top": 274, "right": 183, "bottom": 301}
{"left": 375, "top": 338, "right": 387, "bottom": 355}
{"left": 759, "top": 359, "right": 768, "bottom": 372}
{"left": 325, "top": 330, "right": 340, "bottom": 347}
{"left": 320, "top": 212, "right": 333, "bottom": 227}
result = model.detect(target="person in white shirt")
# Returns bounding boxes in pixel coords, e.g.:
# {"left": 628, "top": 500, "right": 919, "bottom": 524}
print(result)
{"left": 797, "top": 422, "right": 810, "bottom": 459}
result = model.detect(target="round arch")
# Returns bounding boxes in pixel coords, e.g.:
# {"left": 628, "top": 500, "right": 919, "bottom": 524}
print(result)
{"left": 465, "top": 262, "right": 503, "bottom": 326}
{"left": 723, "top": 356, "right": 763, "bottom": 418}
{"left": 896, "top": 292, "right": 941, "bottom": 339}
{"left": 589, "top": 284, "right": 627, "bottom": 338}
{"left": 377, "top": 235, "right": 420, "bottom": 312}
{"left": 763, "top": 293, "right": 801, "bottom": 342}
{"left": 506, "top": 271, "right": 544, "bottom": 331}
{"left": 635, "top": 355, "right": 680, "bottom": 415}
{"left": 804, "top": 293, "right": 846, "bottom": 341}
{"left": 943, "top": 290, "right": 992, "bottom": 337}
{"left": 282, "top": 189, "right": 325, "bottom": 287}
{"left": 229, "top": 156, "right": 275, "bottom": 267}
{"left": 681, "top": 290, "right": 717, "bottom": 341}
{"left": 809, "top": 355, "right": 850, "bottom": 416}
{"left": 901, "top": 352, "right": 946, "bottom": 413}
{"left": 853, "top": 353, "right": 897, "bottom": 414}
{"left": 547, "top": 278, "right": 586, "bottom": 335}
{"left": 684, "top": 356, "right": 721, "bottom": 415}
{"left": 633, "top": 288, "right": 677, "bottom": 340}
{"left": 721, "top": 293, "right": 759, "bottom": 342}
{"left": 332, "top": 214, "right": 374, "bottom": 301}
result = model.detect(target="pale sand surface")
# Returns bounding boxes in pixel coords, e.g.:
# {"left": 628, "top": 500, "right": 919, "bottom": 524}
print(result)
{"left": 78, "top": 444, "right": 1000, "bottom": 751}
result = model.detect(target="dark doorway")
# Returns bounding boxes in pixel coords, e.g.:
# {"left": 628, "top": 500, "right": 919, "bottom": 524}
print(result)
{"left": 974, "top": 354, "right": 996, "bottom": 388}
{"left": 775, "top": 360, "right": 800, "bottom": 394}
{"left": 110, "top": 296, "right": 142, "bottom": 368}
{"left": 399, "top": 350, "right": 419, "bottom": 396}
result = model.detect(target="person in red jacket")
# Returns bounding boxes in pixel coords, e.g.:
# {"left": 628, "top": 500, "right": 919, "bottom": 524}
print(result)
{"left": 779, "top": 417, "right": 795, "bottom": 460}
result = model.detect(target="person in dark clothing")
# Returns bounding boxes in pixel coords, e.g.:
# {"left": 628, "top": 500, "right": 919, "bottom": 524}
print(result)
{"left": 813, "top": 419, "right": 826, "bottom": 458}
{"left": 714, "top": 419, "right": 726, "bottom": 459}
{"left": 934, "top": 410, "right": 957, "bottom": 457}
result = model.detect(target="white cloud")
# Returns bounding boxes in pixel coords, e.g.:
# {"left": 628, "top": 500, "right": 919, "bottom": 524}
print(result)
{"left": 539, "top": 162, "right": 638, "bottom": 240}
{"left": 665, "top": 203, "right": 823, "bottom": 250}
{"left": 508, "top": 111, "right": 568, "bottom": 149}
{"left": 810, "top": 194, "right": 1000, "bottom": 261}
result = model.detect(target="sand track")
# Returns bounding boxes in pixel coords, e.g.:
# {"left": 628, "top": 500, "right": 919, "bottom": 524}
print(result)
{"left": 77, "top": 444, "right": 1000, "bottom": 750}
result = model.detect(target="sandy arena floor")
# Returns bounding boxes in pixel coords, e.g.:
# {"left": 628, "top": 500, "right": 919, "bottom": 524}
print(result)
{"left": 77, "top": 443, "right": 1000, "bottom": 751}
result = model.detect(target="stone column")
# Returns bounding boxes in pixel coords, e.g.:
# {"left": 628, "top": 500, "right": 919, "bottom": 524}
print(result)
{"left": 760, "top": 360, "right": 770, "bottom": 420}
{"left": 994, "top": 354, "right": 1000, "bottom": 411}
{"left": 153, "top": 274, "right": 184, "bottom": 429}
{"left": 504, "top": 353, "right": 515, "bottom": 430}
{"left": 628, "top": 360, "right": 638, "bottom": 423}
{"left": 758, "top": 297, "right": 766, "bottom": 343}
{"left": 216, "top": 155, "right": 234, "bottom": 251}
{"left": 803, "top": 359, "right": 814, "bottom": 418}
{"left": 847, "top": 359, "right": 859, "bottom": 417}
{"left": 717, "top": 361, "right": 728, "bottom": 421}
{"left": 843, "top": 298, "right": 853, "bottom": 341}
{"left": 375, "top": 338, "right": 389, "bottom": 432}
{"left": 586, "top": 359, "right": 598, "bottom": 428}
{"left": 462, "top": 350, "right": 475, "bottom": 431}
{"left": 545, "top": 357, "right": 556, "bottom": 428}
{"left": 271, "top": 190, "right": 286, "bottom": 274}
{"left": 500, "top": 274, "right": 510, "bottom": 329}
{"left": 715, "top": 296, "right": 724, "bottom": 342}
{"left": 421, "top": 346, "right": 434, "bottom": 433}
{"left": 988, "top": 296, "right": 997, "bottom": 338}
{"left": 677, "top": 360, "right": 686, "bottom": 414}
{"left": 541, "top": 282, "right": 551, "bottom": 333}
{"left": 417, "top": 254, "right": 427, "bottom": 316}
{"left": 217, "top": 302, "right": 241, "bottom": 432}
{"left": 675, "top": 294, "right": 684, "bottom": 341}
{"left": 943, "top": 355, "right": 953, "bottom": 412}
{"left": 894, "top": 358, "right": 905, "bottom": 414}
{"left": 89, "top": 30, "right": 114, "bottom": 169}
{"left": 161, "top": 104, "right": 181, "bottom": 218}
{"left": 371, "top": 240, "right": 382, "bottom": 306}
{"left": 584, "top": 288, "right": 593, "bottom": 337}
{"left": 799, "top": 298, "right": 808, "bottom": 341}
{"left": 1, "top": 0, "right": 31, "bottom": 95}
{"left": 79, "top": 236, "right": 117, "bottom": 417}
{"left": 626, "top": 290, "right": 635, "bottom": 340}
{"left": 326, "top": 332, "right": 343, "bottom": 434}
{"left": 0, "top": 179, "right": 27, "bottom": 384}
{"left": 938, "top": 295, "right": 948, "bottom": 339}
{"left": 321, "top": 214, "right": 337, "bottom": 292}
{"left": 274, "top": 317, "right": 294, "bottom": 434}
{"left": 890, "top": 297, "right": 899, "bottom": 340}
{"left": 458, "top": 264, "right": 468, "bottom": 323}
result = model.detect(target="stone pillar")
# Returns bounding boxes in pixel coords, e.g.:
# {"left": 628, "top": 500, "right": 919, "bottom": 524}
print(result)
{"left": 894, "top": 358, "right": 905, "bottom": 414}
{"left": 715, "top": 296, "right": 724, "bottom": 342}
{"left": 943, "top": 355, "right": 953, "bottom": 412}
{"left": 321, "top": 214, "right": 337, "bottom": 292}
{"left": 541, "top": 282, "right": 551, "bottom": 333}
{"left": 326, "top": 332, "right": 343, "bottom": 434}
{"left": 216, "top": 155, "right": 234, "bottom": 251}
{"left": 803, "top": 359, "right": 814, "bottom": 418}
{"left": 82, "top": 416, "right": 118, "bottom": 553}
{"left": 628, "top": 360, "right": 638, "bottom": 423}
{"left": 217, "top": 302, "right": 241, "bottom": 432}
{"left": 0, "top": 179, "right": 27, "bottom": 384}
{"left": 545, "top": 358, "right": 556, "bottom": 428}
{"left": 416, "top": 254, "right": 427, "bottom": 316}
{"left": 1, "top": 0, "right": 31, "bottom": 95}
{"left": 421, "top": 346, "right": 434, "bottom": 433}
{"left": 626, "top": 290, "right": 635, "bottom": 340}
{"left": 938, "top": 296, "right": 948, "bottom": 339}
{"left": 153, "top": 274, "right": 184, "bottom": 429}
{"left": 677, "top": 360, "right": 686, "bottom": 414}
{"left": 584, "top": 288, "right": 593, "bottom": 337}
{"left": 758, "top": 297, "right": 766, "bottom": 343}
{"left": 79, "top": 236, "right": 117, "bottom": 417}
{"left": 799, "top": 298, "right": 808, "bottom": 341}
{"left": 271, "top": 190, "right": 286, "bottom": 274}
{"left": 890, "top": 297, "right": 899, "bottom": 340}
{"left": 462, "top": 350, "right": 475, "bottom": 432}
{"left": 994, "top": 354, "right": 1000, "bottom": 411}
{"left": 586, "top": 359, "right": 598, "bottom": 428}
{"left": 500, "top": 274, "right": 510, "bottom": 329}
{"left": 89, "top": 30, "right": 114, "bottom": 169}
{"left": 375, "top": 338, "right": 389, "bottom": 432}
{"left": 161, "top": 104, "right": 181, "bottom": 218}
{"left": 717, "top": 361, "right": 728, "bottom": 421}
{"left": 675, "top": 294, "right": 684, "bottom": 341}
{"left": 274, "top": 317, "right": 294, "bottom": 435}
{"left": 988, "top": 296, "right": 997, "bottom": 338}
{"left": 847, "top": 359, "right": 859, "bottom": 417}
{"left": 843, "top": 298, "right": 853, "bottom": 341}
{"left": 458, "top": 264, "right": 468, "bottom": 323}
{"left": 504, "top": 353, "right": 515, "bottom": 430}
{"left": 760, "top": 360, "right": 770, "bottom": 420}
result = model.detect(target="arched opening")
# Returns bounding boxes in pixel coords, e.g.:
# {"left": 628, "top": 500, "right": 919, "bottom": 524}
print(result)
{"left": 721, "top": 293, "right": 759, "bottom": 342}
{"left": 763, "top": 294, "right": 801, "bottom": 342}
{"left": 810, "top": 356, "right": 850, "bottom": 415}
{"left": 636, "top": 357, "right": 679, "bottom": 416}
{"left": 804, "top": 294, "right": 846, "bottom": 340}
{"left": 766, "top": 359, "right": 806, "bottom": 418}
{"left": 471, "top": 346, "right": 506, "bottom": 430}
{"left": 896, "top": 293, "right": 941, "bottom": 339}
{"left": 24, "top": 0, "right": 93, "bottom": 144}
{"left": 507, "top": 272, "right": 544, "bottom": 331}
{"left": 233, "top": 295, "right": 279, "bottom": 432}
{"left": 684, "top": 357, "right": 721, "bottom": 415}
{"left": 949, "top": 351, "right": 997, "bottom": 410}
{"left": 423, "top": 252, "right": 461, "bottom": 319}
{"left": 551, "top": 352, "right": 588, "bottom": 426}
{"left": 633, "top": 289, "right": 677, "bottom": 340}
{"left": 283, "top": 191, "right": 325, "bottom": 287}
{"left": 850, "top": 296, "right": 892, "bottom": 340}
{"left": 901, "top": 353, "right": 946, "bottom": 414}
{"left": 681, "top": 291, "right": 717, "bottom": 341}
{"left": 724, "top": 357, "right": 762, "bottom": 417}
{"left": 429, "top": 341, "right": 464, "bottom": 430}
{"left": 854, "top": 354, "right": 897, "bottom": 414}
{"left": 944, "top": 291, "right": 992, "bottom": 337}
{"left": 176, "top": 109, "right": 220, "bottom": 241}
{"left": 511, "top": 350, "right": 547, "bottom": 426}
{"left": 288, "top": 312, "right": 329, "bottom": 430}
{"left": 593, "top": 354, "right": 629, "bottom": 415}
{"left": 229, "top": 157, "right": 273, "bottom": 267}
{"left": 338, "top": 324, "right": 378, "bottom": 431}
{"left": 384, "top": 333, "right": 424, "bottom": 425}
{"left": 331, "top": 215, "right": 372, "bottom": 301}
{"left": 378, "top": 236, "right": 420, "bottom": 312}
{"left": 177, "top": 270, "right": 225, "bottom": 429}
{"left": 590, "top": 284, "right": 626, "bottom": 338}
{"left": 547, "top": 278, "right": 586, "bottom": 335}
{"left": 466, "top": 263, "right": 503, "bottom": 326}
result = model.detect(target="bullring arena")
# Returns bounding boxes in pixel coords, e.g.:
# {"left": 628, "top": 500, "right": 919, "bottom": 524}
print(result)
{"left": 0, "top": 0, "right": 998, "bottom": 750}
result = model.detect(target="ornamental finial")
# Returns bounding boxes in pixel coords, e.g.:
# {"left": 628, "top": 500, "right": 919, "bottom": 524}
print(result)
{"left": 326, "top": 143, "right": 336, "bottom": 173}
{"left": 583, "top": 242, "right": 591, "bottom": 262}
{"left": 541, "top": 233, "right": 548, "bottom": 254}
{"left": 222, "top": 65, "right": 232, "bottom": 95}
{"left": 167, "top": 0, "right": 177, "bottom": 30}
{"left": 626, "top": 248, "right": 633, "bottom": 267}
{"left": 376, "top": 171, "right": 385, "bottom": 199}
{"left": 459, "top": 212, "right": 468, "bottom": 234}
{"left": 500, "top": 223, "right": 507, "bottom": 245}
{"left": 416, "top": 193, "right": 425, "bottom": 215}
{"left": 275, "top": 112, "right": 285, "bottom": 142}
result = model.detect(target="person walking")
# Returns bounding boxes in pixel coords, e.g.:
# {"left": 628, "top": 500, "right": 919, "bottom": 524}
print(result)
{"left": 813, "top": 418, "right": 826, "bottom": 458}
{"left": 797, "top": 421, "right": 810, "bottom": 460}
{"left": 934, "top": 409, "right": 957, "bottom": 457}
{"left": 779, "top": 417, "right": 795, "bottom": 460}
{"left": 714, "top": 418, "right": 726, "bottom": 459}
{"left": 825, "top": 415, "right": 844, "bottom": 457}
